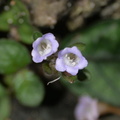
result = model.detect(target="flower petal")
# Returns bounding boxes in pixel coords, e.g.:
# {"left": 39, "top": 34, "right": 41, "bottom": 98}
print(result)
{"left": 43, "top": 33, "right": 55, "bottom": 40}
{"left": 77, "top": 57, "right": 88, "bottom": 69}
{"left": 32, "top": 37, "right": 42, "bottom": 48}
{"left": 31, "top": 50, "right": 43, "bottom": 63}
{"left": 55, "top": 58, "right": 66, "bottom": 72}
{"left": 58, "top": 48, "right": 69, "bottom": 58}
{"left": 51, "top": 39, "right": 59, "bottom": 52}
{"left": 66, "top": 66, "right": 78, "bottom": 75}
{"left": 71, "top": 46, "right": 82, "bottom": 57}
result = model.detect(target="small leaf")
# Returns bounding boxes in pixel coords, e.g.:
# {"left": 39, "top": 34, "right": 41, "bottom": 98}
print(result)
{"left": 77, "top": 69, "right": 90, "bottom": 82}
{"left": 33, "top": 31, "right": 42, "bottom": 40}
{"left": 62, "top": 72, "right": 77, "bottom": 83}
{"left": 41, "top": 61, "right": 60, "bottom": 79}
{"left": 71, "top": 42, "right": 86, "bottom": 51}
{"left": 11, "top": 69, "right": 45, "bottom": 107}
{"left": 42, "top": 62, "right": 53, "bottom": 76}
{"left": 0, "top": 84, "right": 11, "bottom": 120}
{"left": 0, "top": 39, "right": 31, "bottom": 74}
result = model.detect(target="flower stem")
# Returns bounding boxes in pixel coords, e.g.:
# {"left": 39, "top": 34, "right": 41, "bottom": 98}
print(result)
{"left": 47, "top": 76, "right": 61, "bottom": 85}
{"left": 98, "top": 102, "right": 120, "bottom": 116}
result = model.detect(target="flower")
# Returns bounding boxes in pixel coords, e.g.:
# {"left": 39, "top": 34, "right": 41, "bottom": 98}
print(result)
{"left": 31, "top": 33, "right": 59, "bottom": 63}
{"left": 55, "top": 46, "right": 88, "bottom": 75}
{"left": 74, "top": 96, "right": 99, "bottom": 120}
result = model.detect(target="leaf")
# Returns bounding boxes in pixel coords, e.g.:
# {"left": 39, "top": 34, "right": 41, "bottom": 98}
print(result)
{"left": 0, "top": 84, "right": 11, "bottom": 120}
{"left": 69, "top": 42, "right": 86, "bottom": 51}
{"left": 0, "top": 0, "right": 30, "bottom": 31}
{"left": 41, "top": 61, "right": 60, "bottom": 79}
{"left": 18, "top": 24, "right": 35, "bottom": 44}
{"left": 62, "top": 72, "right": 77, "bottom": 83}
{"left": 61, "top": 20, "right": 120, "bottom": 106}
{"left": 9, "top": 69, "right": 45, "bottom": 107}
{"left": 0, "top": 10, "right": 10, "bottom": 31}
{"left": 86, "top": 62, "right": 120, "bottom": 106}
{"left": 61, "top": 20, "right": 120, "bottom": 54}
{"left": 0, "top": 39, "right": 31, "bottom": 74}
{"left": 0, "top": 0, "right": 36, "bottom": 44}
{"left": 33, "top": 31, "right": 42, "bottom": 40}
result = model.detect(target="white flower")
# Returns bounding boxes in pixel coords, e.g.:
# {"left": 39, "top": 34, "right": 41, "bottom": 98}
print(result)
{"left": 31, "top": 33, "right": 59, "bottom": 63}
{"left": 55, "top": 46, "right": 88, "bottom": 75}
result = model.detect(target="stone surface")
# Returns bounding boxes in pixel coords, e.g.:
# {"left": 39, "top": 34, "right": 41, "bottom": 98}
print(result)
{"left": 22, "top": 0, "right": 69, "bottom": 27}
{"left": 21, "top": 0, "right": 120, "bottom": 30}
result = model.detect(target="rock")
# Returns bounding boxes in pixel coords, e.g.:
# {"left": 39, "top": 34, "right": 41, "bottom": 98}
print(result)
{"left": 22, "top": 0, "right": 68, "bottom": 27}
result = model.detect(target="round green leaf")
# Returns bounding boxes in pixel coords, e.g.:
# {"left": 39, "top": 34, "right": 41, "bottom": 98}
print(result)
{"left": 0, "top": 39, "right": 31, "bottom": 74}
{"left": 12, "top": 69, "right": 45, "bottom": 107}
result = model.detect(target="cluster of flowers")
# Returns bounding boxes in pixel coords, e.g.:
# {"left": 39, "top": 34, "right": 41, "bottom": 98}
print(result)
{"left": 31, "top": 33, "right": 88, "bottom": 76}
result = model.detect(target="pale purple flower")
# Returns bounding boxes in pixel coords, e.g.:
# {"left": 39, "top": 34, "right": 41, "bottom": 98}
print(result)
{"left": 55, "top": 46, "right": 88, "bottom": 75}
{"left": 74, "top": 96, "right": 99, "bottom": 120}
{"left": 31, "top": 33, "right": 59, "bottom": 63}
